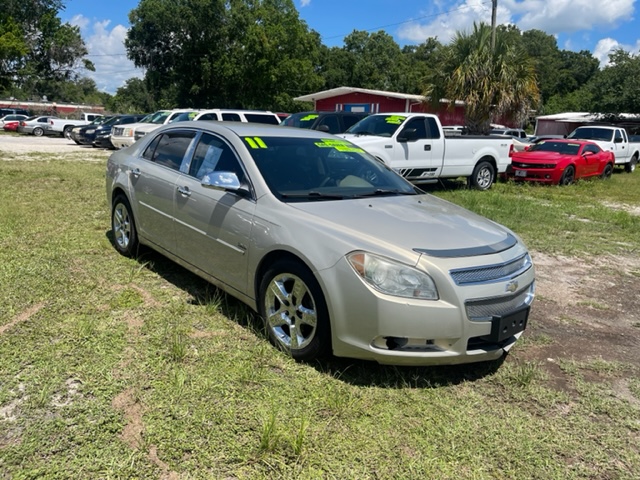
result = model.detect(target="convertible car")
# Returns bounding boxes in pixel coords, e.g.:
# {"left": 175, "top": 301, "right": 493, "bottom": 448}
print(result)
{"left": 509, "top": 139, "right": 615, "bottom": 185}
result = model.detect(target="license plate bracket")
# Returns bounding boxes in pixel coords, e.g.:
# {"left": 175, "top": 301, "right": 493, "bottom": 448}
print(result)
{"left": 482, "top": 306, "right": 529, "bottom": 343}
{"left": 515, "top": 169, "right": 527, "bottom": 177}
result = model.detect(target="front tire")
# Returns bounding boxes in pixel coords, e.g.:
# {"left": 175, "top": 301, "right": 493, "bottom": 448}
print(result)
{"left": 112, "top": 195, "right": 138, "bottom": 257}
{"left": 625, "top": 155, "right": 637, "bottom": 173}
{"left": 469, "top": 160, "right": 495, "bottom": 190}
{"left": 560, "top": 165, "right": 575, "bottom": 185}
{"left": 33, "top": 127, "right": 44, "bottom": 137}
{"left": 259, "top": 260, "right": 330, "bottom": 361}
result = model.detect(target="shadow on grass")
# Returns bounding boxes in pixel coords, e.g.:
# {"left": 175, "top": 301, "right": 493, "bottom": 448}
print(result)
{"left": 106, "top": 230, "right": 506, "bottom": 388}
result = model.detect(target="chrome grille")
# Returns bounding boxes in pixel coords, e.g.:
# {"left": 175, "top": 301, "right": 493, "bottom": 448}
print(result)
{"left": 112, "top": 126, "right": 124, "bottom": 136}
{"left": 450, "top": 253, "right": 531, "bottom": 285}
{"left": 466, "top": 283, "right": 535, "bottom": 320}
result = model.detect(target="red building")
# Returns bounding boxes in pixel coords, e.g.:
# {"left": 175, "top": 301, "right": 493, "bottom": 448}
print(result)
{"left": 0, "top": 99, "right": 105, "bottom": 116}
{"left": 293, "top": 87, "right": 467, "bottom": 126}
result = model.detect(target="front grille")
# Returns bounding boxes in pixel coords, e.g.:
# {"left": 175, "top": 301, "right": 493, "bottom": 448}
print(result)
{"left": 465, "top": 284, "right": 534, "bottom": 321}
{"left": 512, "top": 161, "right": 555, "bottom": 169}
{"left": 112, "top": 127, "right": 124, "bottom": 136}
{"left": 450, "top": 253, "right": 531, "bottom": 285}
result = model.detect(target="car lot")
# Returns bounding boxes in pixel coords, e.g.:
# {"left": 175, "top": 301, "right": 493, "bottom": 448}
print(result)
{"left": 0, "top": 133, "right": 111, "bottom": 156}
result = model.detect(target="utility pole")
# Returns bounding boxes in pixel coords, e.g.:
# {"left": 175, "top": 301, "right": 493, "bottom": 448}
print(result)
{"left": 491, "top": 0, "right": 497, "bottom": 51}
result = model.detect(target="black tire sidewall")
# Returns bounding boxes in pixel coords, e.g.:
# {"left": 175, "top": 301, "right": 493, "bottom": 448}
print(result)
{"left": 561, "top": 166, "right": 575, "bottom": 185}
{"left": 259, "top": 259, "right": 331, "bottom": 361}
{"left": 471, "top": 161, "right": 495, "bottom": 190}
{"left": 33, "top": 127, "right": 43, "bottom": 136}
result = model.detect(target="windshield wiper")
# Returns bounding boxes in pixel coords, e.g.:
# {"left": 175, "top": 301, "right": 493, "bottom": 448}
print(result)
{"left": 281, "top": 191, "right": 345, "bottom": 200}
{"left": 352, "top": 189, "right": 415, "bottom": 198}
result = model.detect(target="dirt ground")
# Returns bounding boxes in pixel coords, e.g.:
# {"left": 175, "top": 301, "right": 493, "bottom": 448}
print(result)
{"left": 2, "top": 134, "right": 639, "bottom": 378}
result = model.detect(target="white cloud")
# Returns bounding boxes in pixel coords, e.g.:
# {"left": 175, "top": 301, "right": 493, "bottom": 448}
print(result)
{"left": 593, "top": 37, "right": 640, "bottom": 67}
{"left": 398, "top": 0, "right": 635, "bottom": 44}
{"left": 71, "top": 14, "right": 144, "bottom": 94}
{"left": 300, "top": 0, "right": 311, "bottom": 7}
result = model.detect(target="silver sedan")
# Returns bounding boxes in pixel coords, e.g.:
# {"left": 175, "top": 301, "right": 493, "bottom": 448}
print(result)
{"left": 106, "top": 122, "right": 535, "bottom": 365}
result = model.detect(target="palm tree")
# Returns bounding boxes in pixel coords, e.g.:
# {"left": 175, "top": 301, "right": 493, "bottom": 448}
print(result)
{"left": 424, "top": 22, "right": 539, "bottom": 134}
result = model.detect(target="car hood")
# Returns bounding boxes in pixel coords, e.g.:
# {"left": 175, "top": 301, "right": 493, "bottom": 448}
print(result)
{"left": 339, "top": 133, "right": 389, "bottom": 146}
{"left": 288, "top": 194, "right": 516, "bottom": 258}
{"left": 512, "top": 151, "right": 572, "bottom": 163}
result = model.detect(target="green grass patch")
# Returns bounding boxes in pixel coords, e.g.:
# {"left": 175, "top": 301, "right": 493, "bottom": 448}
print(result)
{"left": 1, "top": 159, "right": 639, "bottom": 478}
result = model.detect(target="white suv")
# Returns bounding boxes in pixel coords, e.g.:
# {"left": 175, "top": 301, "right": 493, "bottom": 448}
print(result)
{"left": 193, "top": 109, "right": 280, "bottom": 125}
{"left": 111, "top": 109, "right": 198, "bottom": 149}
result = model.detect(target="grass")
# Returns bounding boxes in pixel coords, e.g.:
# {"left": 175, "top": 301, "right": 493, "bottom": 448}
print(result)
{"left": 0, "top": 159, "right": 639, "bottom": 478}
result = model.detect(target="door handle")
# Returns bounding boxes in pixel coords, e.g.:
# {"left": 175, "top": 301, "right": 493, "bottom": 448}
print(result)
{"left": 424, "top": 144, "right": 431, "bottom": 151}
{"left": 129, "top": 167, "right": 141, "bottom": 178}
{"left": 177, "top": 186, "right": 191, "bottom": 197}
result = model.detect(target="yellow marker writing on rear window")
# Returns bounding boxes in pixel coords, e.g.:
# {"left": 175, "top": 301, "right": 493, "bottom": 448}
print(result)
{"left": 244, "top": 137, "right": 267, "bottom": 149}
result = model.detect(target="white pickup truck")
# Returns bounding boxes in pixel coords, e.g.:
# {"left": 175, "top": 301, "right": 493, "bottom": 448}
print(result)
{"left": 47, "top": 112, "right": 104, "bottom": 139}
{"left": 339, "top": 113, "right": 513, "bottom": 190}
{"left": 566, "top": 125, "right": 638, "bottom": 173}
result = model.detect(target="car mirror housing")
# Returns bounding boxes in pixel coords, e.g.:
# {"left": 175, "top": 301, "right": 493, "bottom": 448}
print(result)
{"left": 201, "top": 171, "right": 241, "bottom": 191}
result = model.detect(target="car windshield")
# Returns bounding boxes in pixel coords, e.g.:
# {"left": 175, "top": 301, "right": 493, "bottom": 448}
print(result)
{"left": 280, "top": 113, "right": 319, "bottom": 129}
{"left": 148, "top": 111, "right": 172, "bottom": 124}
{"left": 528, "top": 141, "right": 581, "bottom": 155}
{"left": 346, "top": 115, "right": 407, "bottom": 137}
{"left": 568, "top": 127, "right": 614, "bottom": 142}
{"left": 100, "top": 116, "right": 120, "bottom": 126}
{"left": 246, "top": 136, "right": 419, "bottom": 201}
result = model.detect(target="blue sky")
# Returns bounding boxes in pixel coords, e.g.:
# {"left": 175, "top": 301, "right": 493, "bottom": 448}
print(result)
{"left": 62, "top": 0, "right": 640, "bottom": 94}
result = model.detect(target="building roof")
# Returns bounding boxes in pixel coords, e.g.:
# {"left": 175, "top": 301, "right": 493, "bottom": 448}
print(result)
{"left": 294, "top": 87, "right": 426, "bottom": 103}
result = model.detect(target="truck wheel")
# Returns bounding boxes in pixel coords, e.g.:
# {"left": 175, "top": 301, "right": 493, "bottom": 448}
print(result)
{"left": 469, "top": 161, "right": 495, "bottom": 190}
{"left": 63, "top": 126, "right": 73, "bottom": 140}
{"left": 625, "top": 155, "right": 637, "bottom": 173}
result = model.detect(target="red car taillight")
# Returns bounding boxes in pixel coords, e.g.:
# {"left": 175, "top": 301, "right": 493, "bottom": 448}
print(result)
{"left": 508, "top": 143, "right": 514, "bottom": 157}
{"left": 20, "top": 121, "right": 26, "bottom": 126}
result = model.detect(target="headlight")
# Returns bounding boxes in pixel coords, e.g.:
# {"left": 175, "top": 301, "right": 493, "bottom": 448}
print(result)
{"left": 347, "top": 252, "right": 439, "bottom": 300}
{"left": 86, "top": 129, "right": 95, "bottom": 134}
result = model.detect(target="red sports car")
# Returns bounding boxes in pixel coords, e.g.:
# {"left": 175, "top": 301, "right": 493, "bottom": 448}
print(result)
{"left": 2, "top": 120, "right": 20, "bottom": 132}
{"left": 510, "top": 139, "right": 615, "bottom": 185}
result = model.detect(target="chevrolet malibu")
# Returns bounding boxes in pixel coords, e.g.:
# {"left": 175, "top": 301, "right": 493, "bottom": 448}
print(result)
{"left": 106, "top": 122, "right": 535, "bottom": 366}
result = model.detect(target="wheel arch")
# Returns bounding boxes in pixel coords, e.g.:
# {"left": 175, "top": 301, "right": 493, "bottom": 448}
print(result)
{"left": 253, "top": 249, "right": 318, "bottom": 302}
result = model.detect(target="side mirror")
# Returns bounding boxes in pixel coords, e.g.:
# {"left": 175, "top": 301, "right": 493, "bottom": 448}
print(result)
{"left": 202, "top": 171, "right": 241, "bottom": 191}
{"left": 397, "top": 128, "right": 417, "bottom": 142}
{"left": 582, "top": 151, "right": 594, "bottom": 157}
{"left": 317, "top": 124, "right": 330, "bottom": 133}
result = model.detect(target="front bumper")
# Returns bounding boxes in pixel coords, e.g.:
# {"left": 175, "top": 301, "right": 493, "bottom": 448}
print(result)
{"left": 320, "top": 248, "right": 535, "bottom": 366}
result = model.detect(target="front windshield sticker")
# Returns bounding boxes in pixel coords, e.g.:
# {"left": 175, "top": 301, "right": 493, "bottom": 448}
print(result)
{"left": 385, "top": 115, "right": 406, "bottom": 124}
{"left": 188, "top": 112, "right": 198, "bottom": 119}
{"left": 244, "top": 137, "right": 268, "bottom": 149}
{"left": 300, "top": 114, "right": 319, "bottom": 121}
{"left": 314, "top": 138, "right": 364, "bottom": 153}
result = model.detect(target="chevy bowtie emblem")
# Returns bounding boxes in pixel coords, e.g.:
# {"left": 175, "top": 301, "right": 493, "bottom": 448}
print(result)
{"left": 505, "top": 280, "right": 519, "bottom": 293}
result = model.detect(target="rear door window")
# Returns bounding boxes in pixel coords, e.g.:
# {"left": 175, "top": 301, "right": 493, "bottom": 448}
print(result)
{"left": 221, "top": 113, "right": 242, "bottom": 122}
{"left": 244, "top": 113, "right": 279, "bottom": 125}
{"left": 143, "top": 130, "right": 196, "bottom": 171}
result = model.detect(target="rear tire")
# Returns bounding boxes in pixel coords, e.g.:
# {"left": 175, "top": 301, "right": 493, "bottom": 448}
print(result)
{"left": 63, "top": 126, "right": 73, "bottom": 140}
{"left": 601, "top": 163, "right": 613, "bottom": 180}
{"left": 469, "top": 160, "right": 495, "bottom": 190}
{"left": 560, "top": 165, "right": 575, "bottom": 185}
{"left": 33, "top": 127, "right": 44, "bottom": 137}
{"left": 111, "top": 195, "right": 138, "bottom": 257}
{"left": 625, "top": 155, "right": 637, "bottom": 173}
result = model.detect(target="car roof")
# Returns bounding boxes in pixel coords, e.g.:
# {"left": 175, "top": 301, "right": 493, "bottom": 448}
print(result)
{"left": 168, "top": 120, "right": 335, "bottom": 139}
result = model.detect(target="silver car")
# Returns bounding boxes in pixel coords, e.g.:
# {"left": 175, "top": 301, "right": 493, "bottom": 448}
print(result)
{"left": 106, "top": 122, "right": 535, "bottom": 366}
{"left": 17, "top": 116, "right": 56, "bottom": 136}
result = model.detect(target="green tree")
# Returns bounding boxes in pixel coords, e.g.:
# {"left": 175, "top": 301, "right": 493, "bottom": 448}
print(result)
{"left": 0, "top": 0, "right": 94, "bottom": 99}
{"left": 126, "top": 0, "right": 323, "bottom": 111}
{"left": 586, "top": 49, "right": 640, "bottom": 114}
{"left": 106, "top": 77, "right": 155, "bottom": 113}
{"left": 424, "top": 22, "right": 540, "bottom": 134}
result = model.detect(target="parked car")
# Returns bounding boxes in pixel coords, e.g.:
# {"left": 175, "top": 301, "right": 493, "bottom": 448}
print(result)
{"left": 89, "top": 114, "right": 149, "bottom": 149}
{"left": 69, "top": 116, "right": 111, "bottom": 144}
{"left": 17, "top": 116, "right": 56, "bottom": 136}
{"left": 2, "top": 121, "right": 20, "bottom": 132}
{"left": 567, "top": 125, "right": 639, "bottom": 173}
{"left": 490, "top": 128, "right": 528, "bottom": 140}
{"left": 194, "top": 109, "right": 281, "bottom": 125}
{"left": 509, "top": 139, "right": 615, "bottom": 185}
{"left": 340, "top": 113, "right": 513, "bottom": 189}
{"left": 46, "top": 113, "right": 104, "bottom": 139}
{"left": 0, "top": 108, "right": 29, "bottom": 117}
{"left": 110, "top": 109, "right": 198, "bottom": 149}
{"left": 107, "top": 121, "right": 535, "bottom": 366}
{"left": 281, "top": 111, "right": 368, "bottom": 134}
{"left": 0, "top": 114, "right": 28, "bottom": 126}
